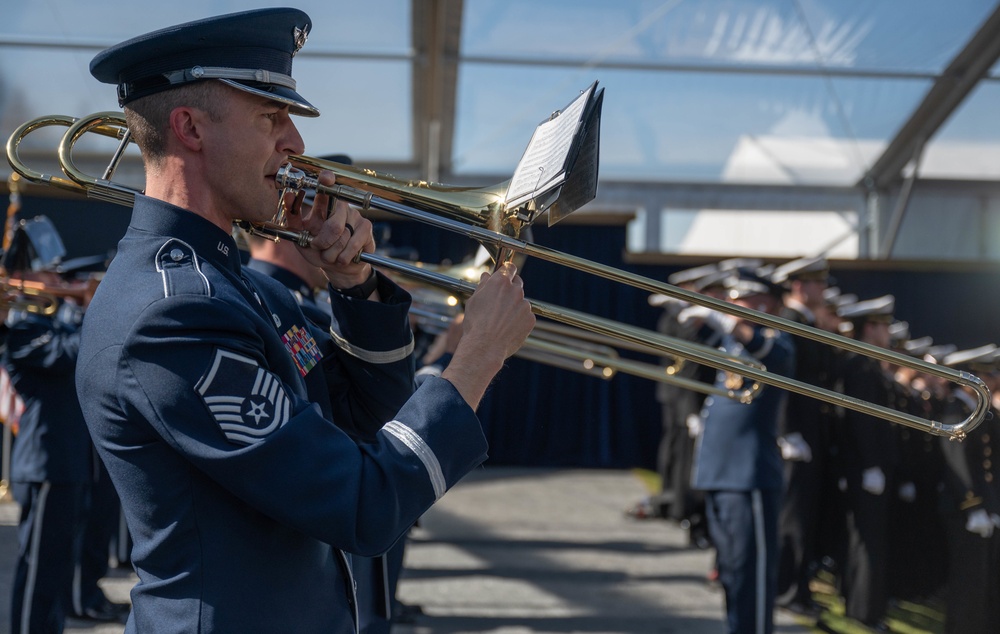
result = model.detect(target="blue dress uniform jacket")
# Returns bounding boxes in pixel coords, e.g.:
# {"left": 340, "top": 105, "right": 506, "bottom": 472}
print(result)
{"left": 6, "top": 303, "right": 91, "bottom": 483}
{"left": 76, "top": 195, "right": 489, "bottom": 634}
{"left": 6, "top": 302, "right": 93, "bottom": 634}
{"left": 692, "top": 326, "right": 795, "bottom": 492}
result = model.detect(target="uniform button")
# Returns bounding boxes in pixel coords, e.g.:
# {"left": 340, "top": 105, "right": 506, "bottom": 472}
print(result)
{"left": 985, "top": 460, "right": 992, "bottom": 469}
{"left": 986, "top": 473, "right": 994, "bottom": 483}
{"left": 984, "top": 434, "right": 991, "bottom": 443}
{"left": 986, "top": 447, "right": 993, "bottom": 457}
{"left": 170, "top": 248, "right": 185, "bottom": 262}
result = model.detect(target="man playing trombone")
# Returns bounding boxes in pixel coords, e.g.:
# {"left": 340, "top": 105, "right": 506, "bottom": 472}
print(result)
{"left": 75, "top": 8, "right": 534, "bottom": 633}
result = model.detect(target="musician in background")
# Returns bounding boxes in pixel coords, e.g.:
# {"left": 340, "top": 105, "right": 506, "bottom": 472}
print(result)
{"left": 769, "top": 256, "right": 834, "bottom": 618}
{"left": 937, "top": 345, "right": 1000, "bottom": 634}
{"left": 643, "top": 262, "right": 716, "bottom": 522}
{"left": 2, "top": 217, "right": 127, "bottom": 633}
{"left": 833, "top": 295, "right": 899, "bottom": 632}
{"left": 691, "top": 268, "right": 795, "bottom": 634}
{"left": 885, "top": 335, "right": 947, "bottom": 604}
{"left": 641, "top": 262, "right": 728, "bottom": 545}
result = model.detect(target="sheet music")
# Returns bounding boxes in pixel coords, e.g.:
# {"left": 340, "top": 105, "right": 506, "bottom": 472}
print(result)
{"left": 505, "top": 84, "right": 595, "bottom": 209}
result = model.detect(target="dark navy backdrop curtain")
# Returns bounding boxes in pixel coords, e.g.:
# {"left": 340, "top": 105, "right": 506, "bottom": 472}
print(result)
{"left": 376, "top": 219, "right": 667, "bottom": 470}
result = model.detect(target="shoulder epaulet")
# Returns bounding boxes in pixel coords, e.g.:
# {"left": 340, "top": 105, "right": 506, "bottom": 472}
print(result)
{"left": 155, "top": 239, "right": 211, "bottom": 297}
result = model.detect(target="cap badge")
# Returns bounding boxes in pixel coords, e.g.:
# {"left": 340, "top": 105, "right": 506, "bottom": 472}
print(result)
{"left": 292, "top": 25, "right": 309, "bottom": 57}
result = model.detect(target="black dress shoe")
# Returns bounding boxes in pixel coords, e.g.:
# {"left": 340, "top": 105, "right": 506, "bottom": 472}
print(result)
{"left": 392, "top": 601, "right": 424, "bottom": 624}
{"left": 78, "top": 598, "right": 131, "bottom": 624}
{"left": 779, "top": 600, "right": 822, "bottom": 619}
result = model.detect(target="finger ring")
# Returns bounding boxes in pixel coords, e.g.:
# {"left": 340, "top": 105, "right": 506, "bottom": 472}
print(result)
{"left": 344, "top": 223, "right": 355, "bottom": 237}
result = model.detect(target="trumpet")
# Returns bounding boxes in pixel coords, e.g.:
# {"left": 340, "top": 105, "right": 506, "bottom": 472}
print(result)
{"left": 0, "top": 282, "right": 59, "bottom": 316}
{"left": 7, "top": 110, "right": 992, "bottom": 439}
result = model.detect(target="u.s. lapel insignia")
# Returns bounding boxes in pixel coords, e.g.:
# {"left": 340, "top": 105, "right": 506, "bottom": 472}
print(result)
{"left": 196, "top": 349, "right": 291, "bottom": 446}
{"left": 292, "top": 25, "right": 309, "bottom": 57}
{"left": 282, "top": 324, "right": 322, "bottom": 377}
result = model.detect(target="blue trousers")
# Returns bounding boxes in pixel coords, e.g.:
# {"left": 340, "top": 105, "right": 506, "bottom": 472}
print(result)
{"left": 705, "top": 489, "right": 781, "bottom": 634}
{"left": 10, "top": 481, "right": 87, "bottom": 634}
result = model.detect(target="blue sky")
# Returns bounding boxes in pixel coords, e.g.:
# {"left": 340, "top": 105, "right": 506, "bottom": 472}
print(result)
{"left": 2, "top": 0, "right": 997, "bottom": 185}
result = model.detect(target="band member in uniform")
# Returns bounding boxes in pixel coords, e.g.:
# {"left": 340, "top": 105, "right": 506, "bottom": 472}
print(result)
{"left": 692, "top": 268, "right": 795, "bottom": 634}
{"left": 75, "top": 9, "right": 534, "bottom": 634}
{"left": 641, "top": 261, "right": 720, "bottom": 522}
{"left": 2, "top": 217, "right": 124, "bottom": 633}
{"left": 833, "top": 295, "right": 900, "bottom": 631}
{"left": 938, "top": 344, "right": 1000, "bottom": 634}
{"left": 643, "top": 263, "right": 736, "bottom": 552}
{"left": 886, "top": 335, "right": 947, "bottom": 603}
{"left": 769, "top": 256, "right": 833, "bottom": 617}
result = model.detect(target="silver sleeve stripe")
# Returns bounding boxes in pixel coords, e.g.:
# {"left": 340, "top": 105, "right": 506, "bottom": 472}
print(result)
{"left": 329, "top": 328, "right": 414, "bottom": 364}
{"left": 382, "top": 420, "right": 446, "bottom": 500}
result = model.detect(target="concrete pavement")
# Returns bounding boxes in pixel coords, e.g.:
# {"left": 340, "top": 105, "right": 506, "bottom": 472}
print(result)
{"left": 0, "top": 467, "right": 812, "bottom": 633}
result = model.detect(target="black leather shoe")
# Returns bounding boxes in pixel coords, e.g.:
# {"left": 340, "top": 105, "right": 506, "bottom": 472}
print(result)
{"left": 779, "top": 600, "right": 822, "bottom": 619}
{"left": 77, "top": 598, "right": 131, "bottom": 624}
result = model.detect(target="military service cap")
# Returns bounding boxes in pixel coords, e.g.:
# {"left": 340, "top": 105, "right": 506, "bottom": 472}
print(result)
{"left": 943, "top": 344, "right": 999, "bottom": 372}
{"left": 725, "top": 267, "right": 784, "bottom": 300}
{"left": 837, "top": 294, "right": 895, "bottom": 323}
{"left": 667, "top": 263, "right": 719, "bottom": 287}
{"left": 902, "top": 336, "right": 933, "bottom": 357}
{"left": 90, "top": 8, "right": 319, "bottom": 116}
{"left": 694, "top": 269, "right": 735, "bottom": 293}
{"left": 925, "top": 344, "right": 958, "bottom": 365}
{"left": 889, "top": 320, "right": 910, "bottom": 346}
{"left": 1, "top": 216, "right": 66, "bottom": 273}
{"left": 771, "top": 256, "right": 830, "bottom": 286}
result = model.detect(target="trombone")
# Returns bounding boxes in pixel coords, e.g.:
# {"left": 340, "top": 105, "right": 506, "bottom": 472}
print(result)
{"left": 11, "top": 111, "right": 767, "bottom": 405}
{"left": 7, "top": 110, "right": 992, "bottom": 439}
{"left": 270, "top": 160, "right": 992, "bottom": 440}
{"left": 401, "top": 271, "right": 757, "bottom": 401}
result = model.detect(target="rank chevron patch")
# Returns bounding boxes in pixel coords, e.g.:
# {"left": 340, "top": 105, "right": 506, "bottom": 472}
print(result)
{"left": 196, "top": 349, "right": 291, "bottom": 445}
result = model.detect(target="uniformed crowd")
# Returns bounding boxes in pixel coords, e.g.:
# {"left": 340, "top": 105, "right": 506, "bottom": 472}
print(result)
{"left": 642, "top": 254, "right": 1000, "bottom": 633}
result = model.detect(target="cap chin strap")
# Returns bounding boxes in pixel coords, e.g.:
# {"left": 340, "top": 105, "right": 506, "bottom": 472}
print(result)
{"left": 164, "top": 66, "right": 298, "bottom": 90}
{"left": 118, "top": 65, "right": 298, "bottom": 103}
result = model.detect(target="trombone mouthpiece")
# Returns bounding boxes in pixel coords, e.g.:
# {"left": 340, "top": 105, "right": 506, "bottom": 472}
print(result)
{"left": 275, "top": 164, "right": 315, "bottom": 192}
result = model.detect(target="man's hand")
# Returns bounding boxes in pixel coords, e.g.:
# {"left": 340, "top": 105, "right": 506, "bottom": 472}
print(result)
{"left": 289, "top": 170, "right": 375, "bottom": 290}
{"left": 441, "top": 263, "right": 535, "bottom": 408}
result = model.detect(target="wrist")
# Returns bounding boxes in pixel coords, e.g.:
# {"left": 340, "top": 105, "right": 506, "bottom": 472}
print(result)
{"left": 332, "top": 267, "right": 378, "bottom": 299}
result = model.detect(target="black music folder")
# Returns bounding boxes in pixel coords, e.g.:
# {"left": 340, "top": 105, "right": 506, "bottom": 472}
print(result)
{"left": 504, "top": 81, "right": 604, "bottom": 226}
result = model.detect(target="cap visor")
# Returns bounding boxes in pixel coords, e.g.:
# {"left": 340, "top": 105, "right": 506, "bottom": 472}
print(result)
{"left": 220, "top": 79, "right": 319, "bottom": 117}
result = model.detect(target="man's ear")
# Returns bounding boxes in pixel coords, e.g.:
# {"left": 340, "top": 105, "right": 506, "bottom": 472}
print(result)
{"left": 168, "top": 107, "right": 204, "bottom": 152}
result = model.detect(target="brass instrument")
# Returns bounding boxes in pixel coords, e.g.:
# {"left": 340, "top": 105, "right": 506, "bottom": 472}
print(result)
{"left": 12, "top": 111, "right": 767, "bottom": 404}
{"left": 404, "top": 276, "right": 757, "bottom": 401}
{"left": 7, "top": 111, "right": 993, "bottom": 439}
{"left": 0, "top": 282, "right": 59, "bottom": 316}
